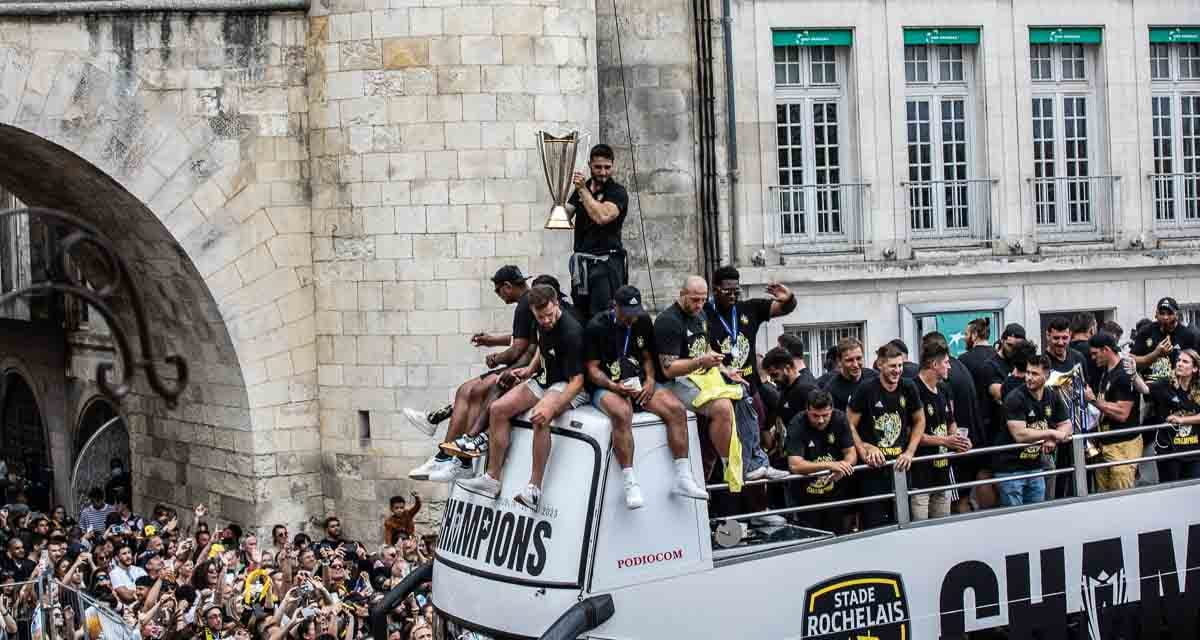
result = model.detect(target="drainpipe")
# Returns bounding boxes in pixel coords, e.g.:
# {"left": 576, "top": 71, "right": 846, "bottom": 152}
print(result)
{"left": 721, "top": 0, "right": 740, "bottom": 266}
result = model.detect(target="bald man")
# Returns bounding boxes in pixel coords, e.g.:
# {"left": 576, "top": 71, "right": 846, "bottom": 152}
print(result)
{"left": 654, "top": 276, "right": 784, "bottom": 483}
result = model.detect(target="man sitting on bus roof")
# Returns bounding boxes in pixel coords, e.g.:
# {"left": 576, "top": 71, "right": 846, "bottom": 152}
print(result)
{"left": 583, "top": 285, "right": 708, "bottom": 509}
{"left": 1086, "top": 332, "right": 1142, "bottom": 492}
{"left": 405, "top": 265, "right": 537, "bottom": 483}
{"left": 458, "top": 285, "right": 590, "bottom": 511}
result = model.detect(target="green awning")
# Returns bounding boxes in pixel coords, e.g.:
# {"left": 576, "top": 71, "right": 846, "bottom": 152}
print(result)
{"left": 904, "top": 28, "right": 981, "bottom": 46}
{"left": 773, "top": 29, "right": 853, "bottom": 47}
{"left": 1029, "top": 27, "right": 1103, "bottom": 44}
{"left": 1150, "top": 27, "right": 1200, "bottom": 43}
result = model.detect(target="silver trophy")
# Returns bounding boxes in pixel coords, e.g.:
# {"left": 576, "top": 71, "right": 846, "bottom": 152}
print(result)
{"left": 536, "top": 130, "right": 590, "bottom": 230}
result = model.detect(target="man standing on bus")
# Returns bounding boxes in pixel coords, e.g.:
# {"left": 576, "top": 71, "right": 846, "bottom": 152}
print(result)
{"left": 848, "top": 343, "right": 926, "bottom": 529}
{"left": 823, "top": 337, "right": 877, "bottom": 412}
{"left": 1131, "top": 297, "right": 1199, "bottom": 381}
{"left": 1087, "top": 332, "right": 1142, "bottom": 492}
{"left": 911, "top": 344, "right": 970, "bottom": 520}
{"left": 995, "top": 355, "right": 1072, "bottom": 506}
{"left": 584, "top": 286, "right": 709, "bottom": 509}
{"left": 786, "top": 390, "right": 857, "bottom": 534}
{"left": 458, "top": 285, "right": 589, "bottom": 511}
{"left": 567, "top": 144, "right": 630, "bottom": 316}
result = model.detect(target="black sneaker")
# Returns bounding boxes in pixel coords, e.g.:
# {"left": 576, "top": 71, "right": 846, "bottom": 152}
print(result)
{"left": 427, "top": 404, "right": 453, "bottom": 425}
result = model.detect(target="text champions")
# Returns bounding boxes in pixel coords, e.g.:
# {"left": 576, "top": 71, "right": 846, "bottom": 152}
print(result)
{"left": 439, "top": 497, "right": 552, "bottom": 577}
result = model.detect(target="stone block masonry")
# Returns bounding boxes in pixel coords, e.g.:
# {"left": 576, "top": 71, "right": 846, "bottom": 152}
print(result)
{"left": 308, "top": 0, "right": 599, "bottom": 541}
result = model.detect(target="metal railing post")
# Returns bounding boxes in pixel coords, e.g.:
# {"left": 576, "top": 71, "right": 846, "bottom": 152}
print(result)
{"left": 894, "top": 465, "right": 911, "bottom": 526}
{"left": 1072, "top": 435, "right": 1090, "bottom": 499}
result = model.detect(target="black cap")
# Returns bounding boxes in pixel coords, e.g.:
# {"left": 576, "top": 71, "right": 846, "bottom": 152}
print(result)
{"left": 1089, "top": 331, "right": 1119, "bottom": 352}
{"left": 613, "top": 285, "right": 645, "bottom": 315}
{"left": 1157, "top": 296, "right": 1180, "bottom": 313}
{"left": 1002, "top": 323, "right": 1026, "bottom": 340}
{"left": 491, "top": 265, "right": 527, "bottom": 285}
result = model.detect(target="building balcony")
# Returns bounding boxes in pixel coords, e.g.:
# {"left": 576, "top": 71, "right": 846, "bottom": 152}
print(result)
{"left": 1150, "top": 173, "right": 1200, "bottom": 238}
{"left": 1028, "top": 174, "right": 1120, "bottom": 243}
{"left": 902, "top": 178, "right": 997, "bottom": 247}
{"left": 767, "top": 182, "right": 869, "bottom": 255}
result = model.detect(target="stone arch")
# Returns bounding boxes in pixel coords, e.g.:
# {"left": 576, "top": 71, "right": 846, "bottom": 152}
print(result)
{"left": 0, "top": 367, "right": 51, "bottom": 510}
{"left": 0, "top": 11, "right": 319, "bottom": 531}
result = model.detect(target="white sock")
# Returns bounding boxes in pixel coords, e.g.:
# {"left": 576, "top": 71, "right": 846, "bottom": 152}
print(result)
{"left": 674, "top": 458, "right": 690, "bottom": 477}
{"left": 622, "top": 467, "right": 636, "bottom": 485}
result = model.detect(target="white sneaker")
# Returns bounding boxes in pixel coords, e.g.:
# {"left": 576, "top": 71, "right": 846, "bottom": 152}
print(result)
{"left": 403, "top": 408, "right": 438, "bottom": 437}
{"left": 513, "top": 484, "right": 542, "bottom": 511}
{"left": 457, "top": 474, "right": 501, "bottom": 499}
{"left": 623, "top": 481, "right": 644, "bottom": 510}
{"left": 673, "top": 474, "right": 709, "bottom": 500}
{"left": 408, "top": 454, "right": 447, "bottom": 480}
{"left": 746, "top": 466, "right": 790, "bottom": 481}
{"left": 429, "top": 461, "right": 474, "bottom": 483}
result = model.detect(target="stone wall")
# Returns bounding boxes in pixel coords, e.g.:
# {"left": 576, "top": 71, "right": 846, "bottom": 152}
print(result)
{"left": 595, "top": 0, "right": 699, "bottom": 306}
{"left": 305, "top": 0, "right": 600, "bottom": 539}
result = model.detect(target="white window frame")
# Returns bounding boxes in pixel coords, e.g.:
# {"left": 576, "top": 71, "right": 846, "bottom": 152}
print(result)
{"left": 1181, "top": 303, "right": 1200, "bottom": 330}
{"left": 1149, "top": 42, "right": 1200, "bottom": 231}
{"left": 773, "top": 44, "right": 859, "bottom": 250}
{"left": 1029, "top": 43, "right": 1107, "bottom": 238}
{"left": 903, "top": 44, "right": 983, "bottom": 241}
{"left": 783, "top": 321, "right": 865, "bottom": 378}
{"left": 0, "top": 188, "right": 30, "bottom": 321}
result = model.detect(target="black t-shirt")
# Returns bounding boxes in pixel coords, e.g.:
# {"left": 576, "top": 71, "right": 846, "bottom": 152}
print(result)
{"left": 0, "top": 554, "right": 35, "bottom": 581}
{"left": 996, "top": 385, "right": 1069, "bottom": 472}
{"left": 1046, "top": 346, "right": 1088, "bottom": 376}
{"left": 823, "top": 368, "right": 878, "bottom": 412}
{"left": 1148, "top": 380, "right": 1200, "bottom": 451}
{"left": 568, "top": 179, "right": 630, "bottom": 253}
{"left": 652, "top": 302, "right": 709, "bottom": 382}
{"left": 512, "top": 291, "right": 536, "bottom": 343}
{"left": 536, "top": 310, "right": 585, "bottom": 386}
{"left": 1131, "top": 322, "right": 1200, "bottom": 381}
{"left": 1070, "top": 338, "right": 1104, "bottom": 391}
{"left": 704, "top": 299, "right": 772, "bottom": 389}
{"left": 914, "top": 378, "right": 956, "bottom": 484}
{"left": 849, "top": 377, "right": 923, "bottom": 458}
{"left": 946, "top": 357, "right": 979, "bottom": 438}
{"left": 583, "top": 311, "right": 655, "bottom": 385}
{"left": 1096, "top": 365, "right": 1141, "bottom": 443}
{"left": 785, "top": 410, "right": 855, "bottom": 498}
{"left": 775, "top": 374, "right": 818, "bottom": 428}
{"left": 960, "top": 345, "right": 1001, "bottom": 437}
{"left": 900, "top": 362, "right": 920, "bottom": 380}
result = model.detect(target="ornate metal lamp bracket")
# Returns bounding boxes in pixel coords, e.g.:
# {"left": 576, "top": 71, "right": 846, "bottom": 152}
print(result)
{"left": 0, "top": 207, "right": 189, "bottom": 408}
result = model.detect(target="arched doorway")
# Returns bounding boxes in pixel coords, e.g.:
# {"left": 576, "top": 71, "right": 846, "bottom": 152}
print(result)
{"left": 0, "top": 371, "right": 52, "bottom": 511}
{"left": 71, "top": 398, "right": 131, "bottom": 512}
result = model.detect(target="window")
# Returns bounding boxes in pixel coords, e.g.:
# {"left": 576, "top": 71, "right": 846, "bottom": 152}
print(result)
{"left": 783, "top": 322, "right": 864, "bottom": 377}
{"left": 1182, "top": 304, "right": 1200, "bottom": 329}
{"left": 1029, "top": 38, "right": 1108, "bottom": 237}
{"left": 1149, "top": 39, "right": 1200, "bottom": 230}
{"left": 0, "top": 187, "right": 30, "bottom": 321}
{"left": 914, "top": 310, "right": 1001, "bottom": 358}
{"left": 903, "top": 40, "right": 982, "bottom": 240}
{"left": 773, "top": 35, "right": 859, "bottom": 248}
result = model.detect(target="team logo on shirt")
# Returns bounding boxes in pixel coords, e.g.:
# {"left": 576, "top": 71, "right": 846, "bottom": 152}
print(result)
{"left": 608, "top": 361, "right": 622, "bottom": 379}
{"left": 876, "top": 413, "right": 902, "bottom": 452}
{"left": 807, "top": 454, "right": 837, "bottom": 495}
{"left": 802, "top": 572, "right": 910, "bottom": 640}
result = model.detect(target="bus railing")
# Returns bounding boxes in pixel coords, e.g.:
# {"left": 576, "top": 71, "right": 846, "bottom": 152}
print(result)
{"left": 707, "top": 422, "right": 1199, "bottom": 533}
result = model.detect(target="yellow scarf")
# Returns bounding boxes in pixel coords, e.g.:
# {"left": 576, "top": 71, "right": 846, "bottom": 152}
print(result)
{"left": 686, "top": 367, "right": 745, "bottom": 492}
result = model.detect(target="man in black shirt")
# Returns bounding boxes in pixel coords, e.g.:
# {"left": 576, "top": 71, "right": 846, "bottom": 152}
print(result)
{"left": 584, "top": 286, "right": 708, "bottom": 509}
{"left": 1069, "top": 312, "right": 1102, "bottom": 390}
{"left": 958, "top": 316, "right": 1001, "bottom": 509}
{"left": 1131, "top": 296, "right": 1200, "bottom": 381}
{"left": 1044, "top": 315, "right": 1088, "bottom": 376}
{"left": 406, "top": 266, "right": 536, "bottom": 483}
{"left": 921, "top": 331, "right": 981, "bottom": 513}
{"left": 911, "top": 344, "right": 970, "bottom": 521}
{"left": 994, "top": 355, "right": 1071, "bottom": 506}
{"left": 848, "top": 343, "right": 925, "bottom": 528}
{"left": 459, "top": 285, "right": 590, "bottom": 511}
{"left": 761, "top": 347, "right": 817, "bottom": 428}
{"left": 822, "top": 337, "right": 878, "bottom": 412}
{"left": 785, "top": 390, "right": 856, "bottom": 534}
{"left": 1087, "top": 332, "right": 1142, "bottom": 492}
{"left": 704, "top": 265, "right": 798, "bottom": 394}
{"left": 655, "top": 276, "right": 783, "bottom": 482}
{"left": 0, "top": 537, "right": 33, "bottom": 581}
{"left": 567, "top": 144, "right": 631, "bottom": 316}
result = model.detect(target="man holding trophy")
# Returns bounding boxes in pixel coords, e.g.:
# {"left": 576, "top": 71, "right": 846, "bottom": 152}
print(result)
{"left": 566, "top": 144, "right": 630, "bottom": 316}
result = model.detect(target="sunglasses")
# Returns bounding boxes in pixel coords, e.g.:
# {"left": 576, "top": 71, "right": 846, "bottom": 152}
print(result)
{"left": 330, "top": 564, "right": 345, "bottom": 569}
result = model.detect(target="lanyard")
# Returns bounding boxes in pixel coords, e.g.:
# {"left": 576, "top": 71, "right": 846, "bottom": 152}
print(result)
{"left": 613, "top": 313, "right": 632, "bottom": 358}
{"left": 709, "top": 302, "right": 738, "bottom": 340}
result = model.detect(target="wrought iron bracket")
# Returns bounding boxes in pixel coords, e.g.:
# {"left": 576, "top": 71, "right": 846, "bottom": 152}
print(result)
{"left": 0, "top": 207, "right": 188, "bottom": 408}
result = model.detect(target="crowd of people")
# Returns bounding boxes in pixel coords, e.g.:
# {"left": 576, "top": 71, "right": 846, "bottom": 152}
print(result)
{"left": 0, "top": 489, "right": 439, "bottom": 640}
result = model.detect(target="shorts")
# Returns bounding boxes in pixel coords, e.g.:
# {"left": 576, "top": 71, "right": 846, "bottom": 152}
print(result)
{"left": 592, "top": 379, "right": 642, "bottom": 411}
{"left": 664, "top": 378, "right": 701, "bottom": 409}
{"left": 526, "top": 380, "right": 590, "bottom": 409}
